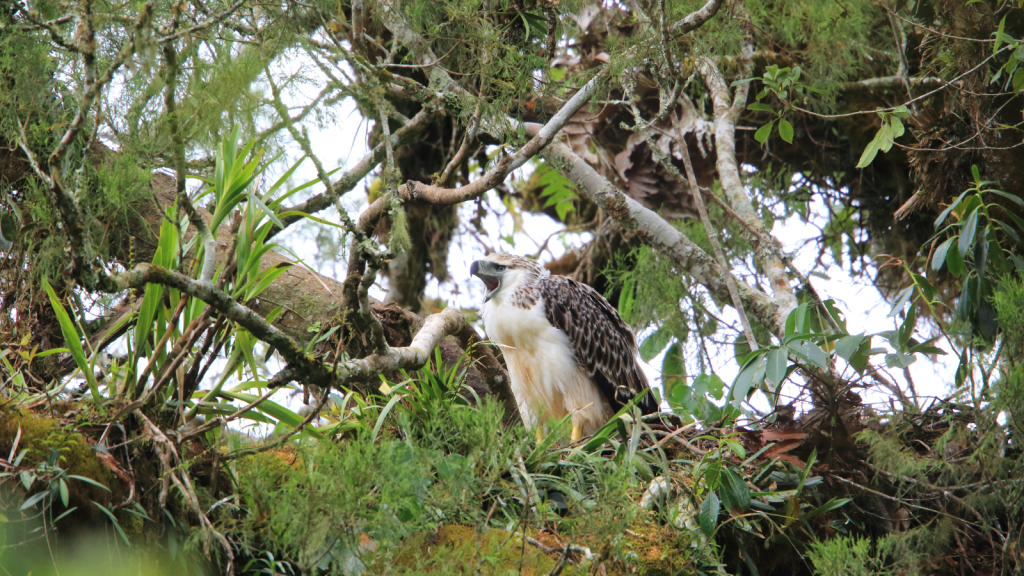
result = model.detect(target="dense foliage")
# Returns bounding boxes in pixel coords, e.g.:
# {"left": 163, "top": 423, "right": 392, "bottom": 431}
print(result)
{"left": 2, "top": 0, "right": 1024, "bottom": 574}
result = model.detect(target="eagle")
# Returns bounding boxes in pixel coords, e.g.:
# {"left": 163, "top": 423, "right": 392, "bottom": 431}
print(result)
{"left": 470, "top": 253, "right": 659, "bottom": 442}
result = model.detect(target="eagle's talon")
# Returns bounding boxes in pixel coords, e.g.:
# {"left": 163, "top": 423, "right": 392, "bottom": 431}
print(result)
{"left": 571, "top": 424, "right": 582, "bottom": 443}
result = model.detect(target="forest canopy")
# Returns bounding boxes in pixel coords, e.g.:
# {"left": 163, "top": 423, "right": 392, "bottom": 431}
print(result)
{"left": 1, "top": 0, "right": 1024, "bottom": 574}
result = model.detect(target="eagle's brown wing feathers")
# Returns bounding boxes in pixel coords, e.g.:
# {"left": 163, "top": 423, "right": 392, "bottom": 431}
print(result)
{"left": 540, "top": 276, "right": 659, "bottom": 415}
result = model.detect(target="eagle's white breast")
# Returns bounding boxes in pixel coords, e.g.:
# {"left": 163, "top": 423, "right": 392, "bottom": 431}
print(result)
{"left": 482, "top": 286, "right": 614, "bottom": 436}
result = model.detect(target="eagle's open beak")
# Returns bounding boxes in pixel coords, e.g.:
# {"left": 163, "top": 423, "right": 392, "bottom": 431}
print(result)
{"left": 471, "top": 260, "right": 502, "bottom": 302}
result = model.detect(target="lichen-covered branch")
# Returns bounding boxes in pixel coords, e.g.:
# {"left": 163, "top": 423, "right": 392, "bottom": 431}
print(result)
{"left": 669, "top": 0, "right": 725, "bottom": 35}
{"left": 359, "top": 69, "right": 607, "bottom": 226}
{"left": 163, "top": 40, "right": 216, "bottom": 284}
{"left": 698, "top": 56, "right": 798, "bottom": 333}
{"left": 528, "top": 129, "right": 785, "bottom": 337}
{"left": 267, "top": 307, "right": 473, "bottom": 388}
{"left": 274, "top": 105, "right": 437, "bottom": 236}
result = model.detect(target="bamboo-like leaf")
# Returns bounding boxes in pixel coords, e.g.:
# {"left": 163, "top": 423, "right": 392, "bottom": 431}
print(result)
{"left": 92, "top": 501, "right": 130, "bottom": 545}
{"left": 219, "top": 391, "right": 324, "bottom": 440}
{"left": 41, "top": 278, "right": 101, "bottom": 406}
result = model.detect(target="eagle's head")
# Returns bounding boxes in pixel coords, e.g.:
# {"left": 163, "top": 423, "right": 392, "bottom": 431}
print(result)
{"left": 470, "top": 253, "right": 543, "bottom": 303}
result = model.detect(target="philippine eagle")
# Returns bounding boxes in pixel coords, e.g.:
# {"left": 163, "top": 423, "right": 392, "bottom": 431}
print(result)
{"left": 471, "top": 253, "right": 659, "bottom": 442}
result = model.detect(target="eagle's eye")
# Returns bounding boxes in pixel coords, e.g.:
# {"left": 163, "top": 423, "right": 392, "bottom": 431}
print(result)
{"left": 497, "top": 265, "right": 506, "bottom": 271}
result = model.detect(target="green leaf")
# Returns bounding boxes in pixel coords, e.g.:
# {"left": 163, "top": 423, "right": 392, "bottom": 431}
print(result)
{"left": 41, "top": 278, "right": 101, "bottom": 407}
{"left": 754, "top": 120, "right": 775, "bottom": 146}
{"left": 218, "top": 392, "right": 324, "bottom": 440}
{"left": 834, "top": 335, "right": 866, "bottom": 362}
{"left": 898, "top": 301, "right": 917, "bottom": 349}
{"left": 994, "top": 15, "right": 1007, "bottom": 55}
{"left": 618, "top": 279, "right": 635, "bottom": 324}
{"left": 932, "top": 237, "right": 956, "bottom": 272}
{"left": 784, "top": 303, "right": 810, "bottom": 335}
{"left": 889, "top": 116, "right": 905, "bottom": 139}
{"left": 639, "top": 327, "right": 672, "bottom": 362}
{"left": 959, "top": 207, "right": 979, "bottom": 258}
{"left": 887, "top": 286, "right": 914, "bottom": 318}
{"left": 766, "top": 347, "right": 789, "bottom": 388}
{"left": 0, "top": 213, "right": 16, "bottom": 251}
{"left": 93, "top": 501, "right": 131, "bottom": 546}
{"left": 66, "top": 475, "right": 112, "bottom": 492}
{"left": 699, "top": 491, "right": 720, "bottom": 537}
{"left": 855, "top": 129, "right": 885, "bottom": 168}
{"left": 731, "top": 357, "right": 766, "bottom": 408}
{"left": 59, "top": 478, "right": 69, "bottom": 507}
{"left": 249, "top": 193, "right": 285, "bottom": 229}
{"left": 790, "top": 341, "right": 829, "bottom": 371}
{"left": 662, "top": 342, "right": 685, "bottom": 379}
{"left": 720, "top": 469, "right": 751, "bottom": 515}
{"left": 955, "top": 347, "right": 970, "bottom": 388}
{"left": 747, "top": 102, "right": 775, "bottom": 112}
{"left": 946, "top": 241, "right": 965, "bottom": 277}
{"left": 934, "top": 189, "right": 971, "bottom": 229}
{"left": 985, "top": 189, "right": 1024, "bottom": 208}
{"left": 885, "top": 352, "right": 917, "bottom": 369}
{"left": 802, "top": 497, "right": 851, "bottom": 521}
{"left": 778, "top": 119, "right": 794, "bottom": 143}
{"left": 554, "top": 200, "right": 575, "bottom": 222}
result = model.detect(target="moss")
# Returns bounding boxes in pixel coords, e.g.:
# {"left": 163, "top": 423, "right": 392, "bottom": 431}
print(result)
{"left": 0, "top": 411, "right": 119, "bottom": 512}
{"left": 391, "top": 524, "right": 558, "bottom": 575}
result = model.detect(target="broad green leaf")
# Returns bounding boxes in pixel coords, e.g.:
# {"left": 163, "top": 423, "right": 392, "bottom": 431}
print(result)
{"left": 731, "top": 357, "right": 766, "bottom": 407}
{"left": 855, "top": 129, "right": 885, "bottom": 168}
{"left": 946, "top": 241, "right": 965, "bottom": 276}
{"left": 885, "top": 352, "right": 917, "bottom": 369}
{"left": 766, "top": 347, "right": 788, "bottom": 388}
{"left": 20, "top": 491, "right": 47, "bottom": 511}
{"left": 699, "top": 491, "right": 720, "bottom": 537}
{"left": 639, "top": 327, "right": 672, "bottom": 362}
{"left": 754, "top": 121, "right": 775, "bottom": 146}
{"left": 789, "top": 341, "right": 829, "bottom": 371}
{"left": 747, "top": 103, "right": 775, "bottom": 112}
{"left": 784, "top": 303, "right": 810, "bottom": 335}
{"left": 959, "top": 207, "right": 979, "bottom": 258}
{"left": 834, "top": 334, "right": 866, "bottom": 362}
{"left": 932, "top": 237, "right": 956, "bottom": 272}
{"left": 889, "top": 116, "right": 905, "bottom": 138}
{"left": 778, "top": 119, "right": 794, "bottom": 143}
{"left": 662, "top": 342, "right": 686, "bottom": 382}
{"left": 719, "top": 469, "right": 751, "bottom": 515}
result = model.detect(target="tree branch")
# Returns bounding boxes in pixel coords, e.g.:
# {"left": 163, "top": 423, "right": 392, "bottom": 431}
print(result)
{"left": 698, "top": 56, "right": 797, "bottom": 333}
{"left": 525, "top": 126, "right": 784, "bottom": 337}
{"left": 359, "top": 69, "right": 607, "bottom": 227}
{"left": 669, "top": 0, "right": 726, "bottom": 35}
